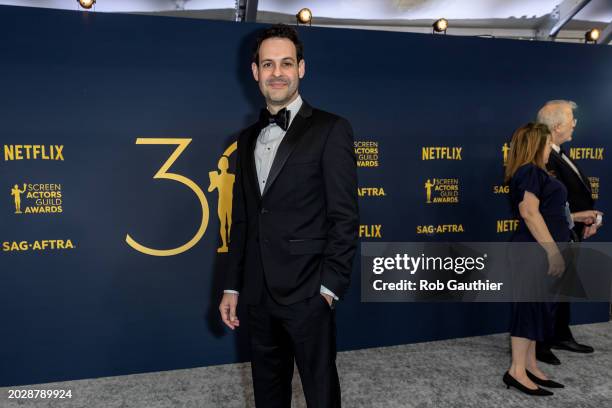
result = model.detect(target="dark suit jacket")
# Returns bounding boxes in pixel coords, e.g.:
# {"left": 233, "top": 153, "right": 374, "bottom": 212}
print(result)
{"left": 546, "top": 148, "right": 595, "bottom": 239}
{"left": 225, "top": 100, "right": 359, "bottom": 305}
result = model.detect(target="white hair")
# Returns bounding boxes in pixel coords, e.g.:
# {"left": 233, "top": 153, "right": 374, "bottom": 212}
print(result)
{"left": 536, "top": 100, "right": 578, "bottom": 130}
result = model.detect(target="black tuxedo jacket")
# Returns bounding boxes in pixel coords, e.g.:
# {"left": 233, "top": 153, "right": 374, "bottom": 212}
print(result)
{"left": 546, "top": 148, "right": 595, "bottom": 238}
{"left": 225, "top": 100, "right": 359, "bottom": 305}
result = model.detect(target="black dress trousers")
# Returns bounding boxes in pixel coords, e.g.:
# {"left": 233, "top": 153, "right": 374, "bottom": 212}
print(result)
{"left": 247, "top": 287, "right": 340, "bottom": 408}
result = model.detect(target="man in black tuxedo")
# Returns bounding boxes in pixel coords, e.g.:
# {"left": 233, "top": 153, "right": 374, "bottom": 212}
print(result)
{"left": 535, "top": 100, "right": 603, "bottom": 365}
{"left": 218, "top": 24, "right": 358, "bottom": 408}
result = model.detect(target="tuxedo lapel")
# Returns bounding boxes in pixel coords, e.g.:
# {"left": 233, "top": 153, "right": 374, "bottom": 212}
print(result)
{"left": 245, "top": 125, "right": 263, "bottom": 199}
{"left": 573, "top": 159, "right": 592, "bottom": 194}
{"left": 261, "top": 101, "right": 313, "bottom": 197}
{"left": 551, "top": 149, "right": 591, "bottom": 194}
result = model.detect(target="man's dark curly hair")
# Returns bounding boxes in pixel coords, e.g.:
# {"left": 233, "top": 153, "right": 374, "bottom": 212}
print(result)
{"left": 252, "top": 24, "right": 304, "bottom": 65}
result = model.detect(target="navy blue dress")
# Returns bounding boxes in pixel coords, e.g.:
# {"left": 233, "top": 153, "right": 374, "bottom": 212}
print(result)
{"left": 509, "top": 164, "right": 570, "bottom": 341}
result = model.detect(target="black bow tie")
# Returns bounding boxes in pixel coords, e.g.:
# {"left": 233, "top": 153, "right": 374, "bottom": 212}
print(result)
{"left": 558, "top": 146, "right": 567, "bottom": 157}
{"left": 259, "top": 108, "right": 290, "bottom": 131}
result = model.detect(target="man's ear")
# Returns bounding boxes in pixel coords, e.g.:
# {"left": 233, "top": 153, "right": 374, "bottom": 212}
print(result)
{"left": 298, "top": 59, "right": 305, "bottom": 79}
{"left": 251, "top": 62, "right": 259, "bottom": 81}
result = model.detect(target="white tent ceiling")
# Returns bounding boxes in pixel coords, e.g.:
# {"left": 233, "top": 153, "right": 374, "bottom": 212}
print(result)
{"left": 1, "top": 0, "right": 611, "bottom": 21}
{"left": 259, "top": 0, "right": 610, "bottom": 21}
{"left": 1, "top": 0, "right": 610, "bottom": 43}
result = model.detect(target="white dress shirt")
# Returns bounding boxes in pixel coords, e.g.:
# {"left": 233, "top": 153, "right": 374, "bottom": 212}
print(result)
{"left": 225, "top": 94, "right": 337, "bottom": 301}
{"left": 254, "top": 95, "right": 303, "bottom": 194}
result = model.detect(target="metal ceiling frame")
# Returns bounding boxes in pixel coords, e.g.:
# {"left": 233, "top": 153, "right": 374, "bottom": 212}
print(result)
{"left": 235, "top": 0, "right": 258, "bottom": 22}
{"left": 597, "top": 22, "right": 612, "bottom": 44}
{"left": 535, "top": 0, "right": 592, "bottom": 40}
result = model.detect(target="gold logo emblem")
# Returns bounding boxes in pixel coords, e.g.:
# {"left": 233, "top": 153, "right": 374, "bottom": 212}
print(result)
{"left": 424, "top": 179, "right": 435, "bottom": 203}
{"left": 208, "top": 143, "right": 237, "bottom": 253}
{"left": 126, "top": 139, "right": 237, "bottom": 257}
{"left": 502, "top": 142, "right": 510, "bottom": 166}
{"left": 424, "top": 178, "right": 459, "bottom": 204}
{"left": 10, "top": 183, "right": 26, "bottom": 214}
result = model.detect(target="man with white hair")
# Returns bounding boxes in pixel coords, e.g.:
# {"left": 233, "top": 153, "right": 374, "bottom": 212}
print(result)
{"left": 535, "top": 99, "right": 602, "bottom": 365}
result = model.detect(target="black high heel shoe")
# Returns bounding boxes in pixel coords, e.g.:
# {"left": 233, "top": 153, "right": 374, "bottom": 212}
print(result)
{"left": 503, "top": 372, "right": 553, "bottom": 396}
{"left": 527, "top": 370, "right": 565, "bottom": 388}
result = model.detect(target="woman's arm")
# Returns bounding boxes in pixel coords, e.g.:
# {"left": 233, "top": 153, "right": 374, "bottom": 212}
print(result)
{"left": 518, "top": 191, "right": 564, "bottom": 276}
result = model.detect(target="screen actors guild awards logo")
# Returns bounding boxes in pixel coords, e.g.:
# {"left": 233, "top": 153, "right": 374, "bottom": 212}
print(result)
{"left": 9, "top": 183, "right": 63, "bottom": 214}
{"left": 354, "top": 140, "right": 379, "bottom": 167}
{"left": 425, "top": 178, "right": 459, "bottom": 204}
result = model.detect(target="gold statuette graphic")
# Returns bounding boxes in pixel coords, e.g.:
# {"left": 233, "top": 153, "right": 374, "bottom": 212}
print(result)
{"left": 424, "top": 179, "right": 434, "bottom": 204}
{"left": 208, "top": 154, "right": 235, "bottom": 253}
{"left": 11, "top": 183, "right": 26, "bottom": 214}
{"left": 126, "top": 138, "right": 209, "bottom": 257}
{"left": 502, "top": 142, "right": 510, "bottom": 166}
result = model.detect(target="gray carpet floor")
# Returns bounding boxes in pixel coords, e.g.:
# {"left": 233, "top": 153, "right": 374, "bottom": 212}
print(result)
{"left": 2, "top": 321, "right": 610, "bottom": 408}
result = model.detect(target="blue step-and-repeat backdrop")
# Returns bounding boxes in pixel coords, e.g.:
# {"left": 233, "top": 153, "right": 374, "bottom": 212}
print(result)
{"left": 1, "top": 5, "right": 610, "bottom": 386}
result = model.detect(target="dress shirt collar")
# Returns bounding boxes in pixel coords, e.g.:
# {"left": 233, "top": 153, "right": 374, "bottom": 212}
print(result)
{"left": 265, "top": 94, "right": 303, "bottom": 131}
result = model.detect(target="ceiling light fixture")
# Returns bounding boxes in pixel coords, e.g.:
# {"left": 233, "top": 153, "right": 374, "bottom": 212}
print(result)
{"left": 296, "top": 8, "right": 312, "bottom": 26}
{"left": 433, "top": 18, "right": 448, "bottom": 34}
{"left": 585, "top": 28, "right": 600, "bottom": 44}
{"left": 78, "top": 0, "right": 96, "bottom": 10}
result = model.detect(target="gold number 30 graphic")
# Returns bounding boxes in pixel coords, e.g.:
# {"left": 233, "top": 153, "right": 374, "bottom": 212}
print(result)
{"left": 126, "top": 138, "right": 209, "bottom": 256}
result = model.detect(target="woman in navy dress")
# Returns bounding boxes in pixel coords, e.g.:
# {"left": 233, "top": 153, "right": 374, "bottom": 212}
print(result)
{"left": 503, "top": 123, "right": 596, "bottom": 396}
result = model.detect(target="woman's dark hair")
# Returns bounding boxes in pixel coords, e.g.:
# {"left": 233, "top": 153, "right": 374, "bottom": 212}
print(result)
{"left": 252, "top": 24, "right": 304, "bottom": 64}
